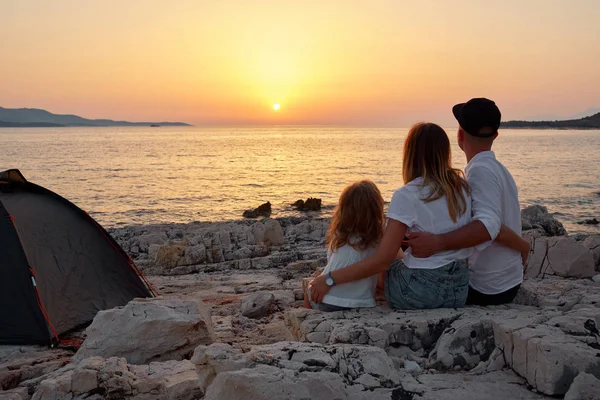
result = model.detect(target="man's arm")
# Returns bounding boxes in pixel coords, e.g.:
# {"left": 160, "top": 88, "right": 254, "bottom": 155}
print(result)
{"left": 406, "top": 220, "right": 490, "bottom": 257}
{"left": 496, "top": 225, "right": 530, "bottom": 266}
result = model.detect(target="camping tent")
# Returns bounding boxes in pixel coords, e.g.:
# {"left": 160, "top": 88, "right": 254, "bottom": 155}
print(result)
{"left": 0, "top": 169, "right": 154, "bottom": 345}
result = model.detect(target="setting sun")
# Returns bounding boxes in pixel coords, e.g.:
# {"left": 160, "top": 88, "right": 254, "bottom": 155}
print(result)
{"left": 273, "top": 104, "right": 281, "bottom": 111}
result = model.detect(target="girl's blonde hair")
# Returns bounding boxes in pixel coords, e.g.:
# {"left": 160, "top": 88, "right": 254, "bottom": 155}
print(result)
{"left": 403, "top": 122, "right": 470, "bottom": 222}
{"left": 326, "top": 180, "right": 385, "bottom": 252}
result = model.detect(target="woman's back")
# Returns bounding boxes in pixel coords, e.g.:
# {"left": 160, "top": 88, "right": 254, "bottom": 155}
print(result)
{"left": 388, "top": 177, "right": 473, "bottom": 269}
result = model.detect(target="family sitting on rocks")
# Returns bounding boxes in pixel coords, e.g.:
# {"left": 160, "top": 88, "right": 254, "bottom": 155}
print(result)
{"left": 307, "top": 98, "right": 531, "bottom": 311}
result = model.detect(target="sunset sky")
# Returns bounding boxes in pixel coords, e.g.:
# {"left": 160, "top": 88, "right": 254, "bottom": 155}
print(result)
{"left": 2, "top": 0, "right": 599, "bottom": 126}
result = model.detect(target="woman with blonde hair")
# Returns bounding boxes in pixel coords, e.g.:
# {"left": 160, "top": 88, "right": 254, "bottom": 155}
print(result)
{"left": 310, "top": 122, "right": 474, "bottom": 309}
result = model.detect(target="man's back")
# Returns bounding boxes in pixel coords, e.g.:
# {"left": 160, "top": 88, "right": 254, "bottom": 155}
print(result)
{"left": 466, "top": 151, "right": 523, "bottom": 294}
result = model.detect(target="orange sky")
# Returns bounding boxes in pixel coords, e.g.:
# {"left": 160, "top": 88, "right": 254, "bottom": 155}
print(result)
{"left": 1, "top": 0, "right": 600, "bottom": 125}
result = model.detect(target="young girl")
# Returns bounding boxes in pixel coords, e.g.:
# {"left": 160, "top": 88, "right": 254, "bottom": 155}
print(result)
{"left": 303, "top": 180, "right": 385, "bottom": 312}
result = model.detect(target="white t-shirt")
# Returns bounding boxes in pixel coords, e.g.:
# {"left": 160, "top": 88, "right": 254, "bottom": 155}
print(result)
{"left": 322, "top": 243, "right": 378, "bottom": 308}
{"left": 466, "top": 151, "right": 523, "bottom": 294}
{"left": 387, "top": 177, "right": 473, "bottom": 269}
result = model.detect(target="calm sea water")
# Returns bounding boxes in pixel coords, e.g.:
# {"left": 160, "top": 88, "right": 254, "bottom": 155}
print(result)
{"left": 1, "top": 127, "right": 599, "bottom": 234}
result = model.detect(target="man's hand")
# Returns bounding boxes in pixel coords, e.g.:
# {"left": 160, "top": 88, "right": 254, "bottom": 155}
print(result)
{"left": 309, "top": 275, "right": 331, "bottom": 304}
{"left": 405, "top": 231, "right": 443, "bottom": 258}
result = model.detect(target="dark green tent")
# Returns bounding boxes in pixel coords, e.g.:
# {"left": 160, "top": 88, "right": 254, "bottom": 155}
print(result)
{"left": 0, "top": 169, "right": 154, "bottom": 345}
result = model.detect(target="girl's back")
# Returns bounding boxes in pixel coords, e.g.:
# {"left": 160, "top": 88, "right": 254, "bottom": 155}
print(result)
{"left": 321, "top": 242, "right": 378, "bottom": 307}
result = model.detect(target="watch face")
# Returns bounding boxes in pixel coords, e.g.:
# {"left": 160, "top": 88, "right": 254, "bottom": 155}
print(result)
{"left": 326, "top": 277, "right": 334, "bottom": 286}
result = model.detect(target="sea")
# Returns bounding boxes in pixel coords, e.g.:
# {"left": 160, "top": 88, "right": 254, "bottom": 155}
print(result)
{"left": 1, "top": 126, "right": 599, "bottom": 234}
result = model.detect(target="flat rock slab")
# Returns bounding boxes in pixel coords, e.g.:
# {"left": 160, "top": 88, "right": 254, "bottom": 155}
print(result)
{"left": 73, "top": 298, "right": 215, "bottom": 365}
{"left": 191, "top": 341, "right": 548, "bottom": 400}
{"left": 285, "top": 304, "right": 600, "bottom": 396}
{"left": 192, "top": 341, "right": 401, "bottom": 399}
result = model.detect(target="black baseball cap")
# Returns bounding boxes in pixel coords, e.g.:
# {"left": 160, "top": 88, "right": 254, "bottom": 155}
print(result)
{"left": 452, "top": 98, "right": 501, "bottom": 138}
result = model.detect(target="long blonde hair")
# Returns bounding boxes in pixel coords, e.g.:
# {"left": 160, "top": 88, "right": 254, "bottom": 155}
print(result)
{"left": 403, "top": 122, "right": 469, "bottom": 222}
{"left": 326, "top": 180, "right": 384, "bottom": 252}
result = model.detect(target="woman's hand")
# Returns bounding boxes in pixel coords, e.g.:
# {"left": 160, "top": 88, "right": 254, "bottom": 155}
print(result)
{"left": 309, "top": 275, "right": 331, "bottom": 303}
{"left": 520, "top": 241, "right": 531, "bottom": 271}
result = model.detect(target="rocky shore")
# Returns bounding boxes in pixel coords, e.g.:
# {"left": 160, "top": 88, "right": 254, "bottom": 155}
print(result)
{"left": 1, "top": 205, "right": 600, "bottom": 399}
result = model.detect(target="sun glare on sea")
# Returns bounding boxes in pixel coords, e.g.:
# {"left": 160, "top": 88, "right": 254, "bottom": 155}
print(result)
{"left": 272, "top": 103, "right": 281, "bottom": 111}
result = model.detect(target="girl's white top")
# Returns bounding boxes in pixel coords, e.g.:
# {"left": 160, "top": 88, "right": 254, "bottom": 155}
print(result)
{"left": 387, "top": 177, "right": 473, "bottom": 269}
{"left": 321, "top": 243, "right": 378, "bottom": 308}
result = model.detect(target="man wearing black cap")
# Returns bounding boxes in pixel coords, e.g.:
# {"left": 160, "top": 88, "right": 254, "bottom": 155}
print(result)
{"left": 407, "top": 98, "right": 529, "bottom": 306}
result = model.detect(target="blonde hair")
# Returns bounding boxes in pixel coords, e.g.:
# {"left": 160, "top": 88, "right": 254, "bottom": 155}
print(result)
{"left": 326, "top": 180, "right": 385, "bottom": 252}
{"left": 403, "top": 123, "right": 470, "bottom": 222}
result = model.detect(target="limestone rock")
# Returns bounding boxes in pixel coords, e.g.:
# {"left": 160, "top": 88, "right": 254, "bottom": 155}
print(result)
{"left": 429, "top": 319, "right": 496, "bottom": 370}
{"left": 264, "top": 219, "right": 284, "bottom": 246}
{"left": 71, "top": 368, "right": 98, "bottom": 394}
{"left": 204, "top": 365, "right": 349, "bottom": 400}
{"left": 183, "top": 244, "right": 206, "bottom": 265}
{"left": 241, "top": 292, "right": 274, "bottom": 319}
{"left": 194, "top": 341, "right": 399, "bottom": 398}
{"left": 243, "top": 202, "right": 271, "bottom": 218}
{"left": 292, "top": 198, "right": 322, "bottom": 211}
{"left": 564, "top": 372, "right": 600, "bottom": 400}
{"left": 156, "top": 240, "right": 188, "bottom": 269}
{"left": 521, "top": 205, "right": 567, "bottom": 236}
{"left": 73, "top": 298, "right": 215, "bottom": 364}
{"left": 582, "top": 235, "right": 600, "bottom": 269}
{"left": 495, "top": 315, "right": 600, "bottom": 395}
{"left": 403, "top": 360, "right": 422, "bottom": 374}
{"left": 525, "top": 236, "right": 595, "bottom": 279}
{"left": 129, "top": 360, "right": 202, "bottom": 400}
{"left": 138, "top": 233, "right": 169, "bottom": 252}
{"left": 285, "top": 307, "right": 466, "bottom": 351}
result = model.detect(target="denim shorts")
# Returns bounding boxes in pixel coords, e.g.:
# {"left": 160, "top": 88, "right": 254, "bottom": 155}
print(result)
{"left": 384, "top": 259, "right": 469, "bottom": 310}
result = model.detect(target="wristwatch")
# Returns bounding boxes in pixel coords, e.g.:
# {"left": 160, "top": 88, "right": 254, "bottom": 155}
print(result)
{"left": 325, "top": 272, "right": 336, "bottom": 287}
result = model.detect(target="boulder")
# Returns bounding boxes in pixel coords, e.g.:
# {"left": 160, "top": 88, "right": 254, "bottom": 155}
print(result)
{"left": 73, "top": 298, "right": 215, "bottom": 364}
{"left": 138, "top": 233, "right": 169, "bottom": 252}
{"left": 429, "top": 319, "right": 496, "bottom": 370}
{"left": 155, "top": 240, "right": 188, "bottom": 269}
{"left": 243, "top": 202, "right": 271, "bottom": 218}
{"left": 525, "top": 236, "right": 596, "bottom": 279}
{"left": 493, "top": 309, "right": 600, "bottom": 396}
{"left": 241, "top": 292, "right": 274, "bottom": 319}
{"left": 292, "top": 198, "right": 322, "bottom": 211}
{"left": 521, "top": 205, "right": 567, "bottom": 236}
{"left": 578, "top": 218, "right": 600, "bottom": 225}
{"left": 582, "top": 235, "right": 600, "bottom": 269}
{"left": 264, "top": 219, "right": 284, "bottom": 246}
{"left": 564, "top": 372, "right": 600, "bottom": 400}
{"left": 193, "top": 341, "right": 399, "bottom": 398}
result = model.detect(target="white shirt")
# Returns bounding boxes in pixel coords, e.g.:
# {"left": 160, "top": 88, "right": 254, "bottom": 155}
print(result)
{"left": 322, "top": 243, "right": 378, "bottom": 308}
{"left": 387, "top": 177, "right": 473, "bottom": 269}
{"left": 466, "top": 151, "right": 523, "bottom": 294}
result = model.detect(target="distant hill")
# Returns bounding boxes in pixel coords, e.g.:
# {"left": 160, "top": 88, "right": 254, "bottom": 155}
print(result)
{"left": 502, "top": 112, "right": 600, "bottom": 129}
{"left": 0, "top": 107, "right": 191, "bottom": 127}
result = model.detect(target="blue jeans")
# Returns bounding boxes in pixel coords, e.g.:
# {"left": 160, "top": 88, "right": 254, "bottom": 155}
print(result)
{"left": 384, "top": 259, "right": 469, "bottom": 310}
